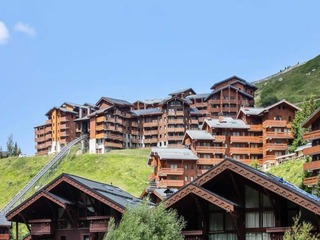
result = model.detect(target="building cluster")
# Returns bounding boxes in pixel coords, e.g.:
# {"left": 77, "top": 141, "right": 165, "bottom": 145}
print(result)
{"left": 34, "top": 76, "right": 299, "bottom": 168}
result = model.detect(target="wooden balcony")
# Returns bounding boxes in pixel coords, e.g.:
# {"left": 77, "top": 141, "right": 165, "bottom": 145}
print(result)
{"left": 88, "top": 216, "right": 109, "bottom": 233}
{"left": 182, "top": 230, "right": 203, "bottom": 237}
{"left": 46, "top": 119, "right": 52, "bottom": 125}
{"left": 96, "top": 116, "right": 106, "bottom": 123}
{"left": 105, "top": 134, "right": 125, "bottom": 141}
{"left": 197, "top": 158, "right": 224, "bottom": 165}
{"left": 143, "top": 122, "right": 159, "bottom": 127}
{"left": 233, "top": 159, "right": 255, "bottom": 165}
{"left": 30, "top": 219, "right": 53, "bottom": 235}
{"left": 143, "top": 130, "right": 159, "bottom": 135}
{"left": 249, "top": 124, "right": 263, "bottom": 132}
{"left": 265, "top": 143, "right": 288, "bottom": 151}
{"left": 0, "top": 234, "right": 10, "bottom": 240}
{"left": 168, "top": 119, "right": 184, "bottom": 124}
{"left": 158, "top": 168, "right": 184, "bottom": 176}
{"left": 303, "top": 145, "right": 320, "bottom": 156}
{"left": 35, "top": 136, "right": 46, "bottom": 143}
{"left": 303, "top": 130, "right": 320, "bottom": 141}
{"left": 59, "top": 131, "right": 68, "bottom": 137}
{"left": 131, "top": 121, "right": 139, "bottom": 127}
{"left": 210, "top": 99, "right": 221, "bottom": 104}
{"left": 105, "top": 141, "right": 123, "bottom": 148}
{"left": 197, "top": 169, "right": 209, "bottom": 175}
{"left": 157, "top": 179, "right": 184, "bottom": 188}
{"left": 144, "top": 138, "right": 159, "bottom": 144}
{"left": 35, "top": 129, "right": 45, "bottom": 135}
{"left": 265, "top": 131, "right": 294, "bottom": 139}
{"left": 230, "top": 147, "right": 252, "bottom": 155}
{"left": 59, "top": 116, "right": 69, "bottom": 123}
{"left": 264, "top": 155, "right": 276, "bottom": 162}
{"left": 303, "top": 176, "right": 319, "bottom": 186}
{"left": 96, "top": 124, "right": 106, "bottom": 131}
{"left": 167, "top": 127, "right": 185, "bottom": 133}
{"left": 195, "top": 146, "right": 215, "bottom": 153}
{"left": 303, "top": 160, "right": 320, "bottom": 171}
{"left": 213, "top": 135, "right": 226, "bottom": 142}
{"left": 263, "top": 120, "right": 287, "bottom": 128}
{"left": 167, "top": 111, "right": 184, "bottom": 116}
{"left": 230, "top": 136, "right": 263, "bottom": 143}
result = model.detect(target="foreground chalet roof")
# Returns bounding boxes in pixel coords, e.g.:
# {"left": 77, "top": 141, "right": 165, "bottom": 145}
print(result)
{"left": 165, "top": 158, "right": 320, "bottom": 215}
{"left": 6, "top": 173, "right": 142, "bottom": 221}
{"left": 205, "top": 85, "right": 254, "bottom": 101}
{"left": 204, "top": 117, "right": 250, "bottom": 129}
{"left": 302, "top": 107, "right": 320, "bottom": 128}
{"left": 263, "top": 99, "right": 301, "bottom": 112}
{"left": 237, "top": 107, "right": 265, "bottom": 117}
{"left": 149, "top": 147, "right": 198, "bottom": 163}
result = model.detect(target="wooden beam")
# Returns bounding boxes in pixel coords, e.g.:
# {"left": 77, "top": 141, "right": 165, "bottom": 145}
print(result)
{"left": 18, "top": 213, "right": 31, "bottom": 233}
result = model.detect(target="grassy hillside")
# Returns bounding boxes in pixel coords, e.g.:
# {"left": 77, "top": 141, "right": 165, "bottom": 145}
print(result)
{"left": 0, "top": 148, "right": 151, "bottom": 209}
{"left": 254, "top": 54, "right": 320, "bottom": 106}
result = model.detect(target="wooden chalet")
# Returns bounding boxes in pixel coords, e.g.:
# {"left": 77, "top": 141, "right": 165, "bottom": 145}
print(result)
{"left": 165, "top": 158, "right": 320, "bottom": 240}
{"left": 6, "top": 174, "right": 142, "bottom": 240}
{"left": 302, "top": 107, "right": 320, "bottom": 187}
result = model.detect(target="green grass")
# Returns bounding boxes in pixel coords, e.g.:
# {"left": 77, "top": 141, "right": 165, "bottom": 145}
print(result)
{"left": 266, "top": 158, "right": 305, "bottom": 187}
{"left": 254, "top": 54, "right": 320, "bottom": 106}
{"left": 0, "top": 148, "right": 151, "bottom": 210}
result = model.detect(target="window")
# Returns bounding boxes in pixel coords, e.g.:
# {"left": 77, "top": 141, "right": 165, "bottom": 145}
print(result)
{"left": 170, "top": 164, "right": 177, "bottom": 169}
{"left": 184, "top": 176, "right": 188, "bottom": 182}
{"left": 184, "top": 164, "right": 188, "bottom": 170}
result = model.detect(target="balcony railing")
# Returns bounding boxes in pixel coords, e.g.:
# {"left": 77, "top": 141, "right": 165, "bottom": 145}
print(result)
{"left": 143, "top": 122, "right": 159, "bottom": 127}
{"left": 195, "top": 146, "right": 216, "bottom": 153}
{"left": 265, "top": 144, "right": 288, "bottom": 151}
{"left": 158, "top": 168, "right": 184, "bottom": 176}
{"left": 230, "top": 147, "right": 263, "bottom": 155}
{"left": 167, "top": 127, "right": 185, "bottom": 133}
{"left": 88, "top": 216, "right": 110, "bottom": 233}
{"left": 213, "top": 135, "right": 226, "bottom": 142}
{"left": 303, "top": 145, "right": 320, "bottom": 156}
{"left": 303, "top": 176, "right": 319, "bottom": 186}
{"left": 303, "top": 160, "right": 320, "bottom": 171}
{"left": 0, "top": 233, "right": 10, "bottom": 240}
{"left": 96, "top": 116, "right": 106, "bottom": 123}
{"left": 105, "top": 141, "right": 123, "bottom": 148}
{"left": 157, "top": 179, "right": 184, "bottom": 188}
{"left": 96, "top": 124, "right": 106, "bottom": 131}
{"left": 230, "top": 136, "right": 263, "bottom": 143}
{"left": 197, "top": 158, "right": 224, "bottom": 165}
{"left": 249, "top": 124, "right": 263, "bottom": 132}
{"left": 303, "top": 129, "right": 320, "bottom": 141}
{"left": 265, "top": 132, "right": 294, "bottom": 139}
{"left": 263, "top": 120, "right": 288, "bottom": 128}
{"left": 59, "top": 116, "right": 69, "bottom": 123}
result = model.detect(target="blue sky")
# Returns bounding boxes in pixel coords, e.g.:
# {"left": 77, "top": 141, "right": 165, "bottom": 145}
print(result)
{"left": 0, "top": 1, "right": 319, "bottom": 155}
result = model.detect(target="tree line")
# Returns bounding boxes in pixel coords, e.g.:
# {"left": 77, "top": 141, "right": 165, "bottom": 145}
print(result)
{"left": 0, "top": 134, "right": 21, "bottom": 158}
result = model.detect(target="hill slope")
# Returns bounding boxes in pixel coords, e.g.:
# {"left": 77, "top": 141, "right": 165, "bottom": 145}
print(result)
{"left": 254, "top": 54, "right": 320, "bottom": 106}
{"left": 0, "top": 148, "right": 151, "bottom": 209}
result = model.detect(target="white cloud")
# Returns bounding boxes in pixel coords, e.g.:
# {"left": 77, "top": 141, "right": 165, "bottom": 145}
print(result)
{"left": 14, "top": 22, "right": 36, "bottom": 37}
{"left": 0, "top": 21, "right": 9, "bottom": 44}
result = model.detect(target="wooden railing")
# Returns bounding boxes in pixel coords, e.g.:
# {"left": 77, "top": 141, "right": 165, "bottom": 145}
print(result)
{"left": 303, "top": 176, "right": 319, "bottom": 186}
{"left": 303, "top": 145, "right": 320, "bottom": 156}
{"left": 265, "top": 144, "right": 288, "bottom": 151}
{"left": 249, "top": 124, "right": 263, "bottom": 131}
{"left": 303, "top": 129, "right": 320, "bottom": 141}
{"left": 158, "top": 168, "right": 184, "bottom": 176}
{"left": 303, "top": 160, "right": 320, "bottom": 171}
{"left": 0, "top": 234, "right": 10, "bottom": 240}
{"left": 230, "top": 136, "right": 263, "bottom": 143}
{"left": 195, "top": 146, "right": 216, "bottom": 153}
{"left": 59, "top": 116, "right": 69, "bottom": 123}
{"left": 213, "top": 135, "right": 226, "bottom": 142}
{"left": 88, "top": 216, "right": 110, "bottom": 233}
{"left": 96, "top": 116, "right": 106, "bottom": 123}
{"left": 263, "top": 120, "right": 287, "bottom": 128}
{"left": 30, "top": 220, "right": 53, "bottom": 235}
{"left": 197, "top": 158, "right": 223, "bottom": 165}
{"left": 265, "top": 132, "right": 294, "bottom": 139}
{"left": 230, "top": 147, "right": 263, "bottom": 155}
{"left": 157, "top": 179, "right": 184, "bottom": 188}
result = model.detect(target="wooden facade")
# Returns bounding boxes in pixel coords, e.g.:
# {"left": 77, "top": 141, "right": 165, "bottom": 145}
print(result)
{"left": 165, "top": 158, "right": 320, "bottom": 240}
{"left": 6, "top": 174, "right": 142, "bottom": 240}
{"left": 0, "top": 215, "right": 10, "bottom": 240}
{"left": 302, "top": 107, "right": 320, "bottom": 187}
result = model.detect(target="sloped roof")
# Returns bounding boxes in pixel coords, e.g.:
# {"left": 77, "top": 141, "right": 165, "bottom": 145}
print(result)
{"left": 210, "top": 75, "right": 257, "bottom": 90}
{"left": 204, "top": 117, "right": 250, "bottom": 129}
{"left": 205, "top": 85, "right": 254, "bottom": 101}
{"left": 160, "top": 96, "right": 190, "bottom": 106}
{"left": 45, "top": 107, "right": 78, "bottom": 116}
{"left": 184, "top": 130, "right": 214, "bottom": 141}
{"left": 0, "top": 214, "right": 10, "bottom": 227}
{"left": 186, "top": 93, "right": 210, "bottom": 100}
{"left": 131, "top": 108, "right": 163, "bottom": 116}
{"left": 302, "top": 107, "right": 320, "bottom": 128}
{"left": 149, "top": 147, "right": 198, "bottom": 161}
{"left": 6, "top": 173, "right": 142, "bottom": 221}
{"left": 263, "top": 99, "right": 301, "bottom": 112}
{"left": 96, "top": 97, "right": 133, "bottom": 107}
{"left": 189, "top": 107, "right": 202, "bottom": 115}
{"left": 237, "top": 107, "right": 265, "bottom": 117}
{"left": 133, "top": 98, "right": 170, "bottom": 105}
{"left": 87, "top": 106, "right": 113, "bottom": 117}
{"left": 169, "top": 88, "right": 196, "bottom": 96}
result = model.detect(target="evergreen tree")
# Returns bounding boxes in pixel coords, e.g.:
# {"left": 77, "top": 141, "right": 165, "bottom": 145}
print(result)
{"left": 6, "top": 134, "right": 14, "bottom": 156}
{"left": 104, "top": 202, "right": 186, "bottom": 240}
{"left": 291, "top": 97, "right": 317, "bottom": 151}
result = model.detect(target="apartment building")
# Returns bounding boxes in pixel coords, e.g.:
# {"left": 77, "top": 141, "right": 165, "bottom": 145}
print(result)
{"left": 34, "top": 103, "right": 96, "bottom": 156}
{"left": 205, "top": 75, "right": 257, "bottom": 119}
{"left": 147, "top": 147, "right": 198, "bottom": 189}
{"left": 302, "top": 107, "right": 320, "bottom": 188}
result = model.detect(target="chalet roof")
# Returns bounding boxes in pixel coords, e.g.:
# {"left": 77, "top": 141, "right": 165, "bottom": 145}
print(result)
{"left": 169, "top": 88, "right": 196, "bottom": 96}
{"left": 34, "top": 122, "right": 48, "bottom": 128}
{"left": 237, "top": 107, "right": 265, "bottom": 117}
{"left": 45, "top": 107, "right": 78, "bottom": 116}
{"left": 74, "top": 116, "right": 89, "bottom": 122}
{"left": 0, "top": 214, "right": 10, "bottom": 227}
{"left": 134, "top": 98, "right": 170, "bottom": 105}
{"left": 149, "top": 147, "right": 198, "bottom": 161}
{"left": 210, "top": 75, "right": 257, "bottom": 90}
{"left": 6, "top": 173, "right": 142, "bottom": 221}
{"left": 131, "top": 108, "right": 163, "bottom": 116}
{"left": 302, "top": 107, "right": 320, "bottom": 128}
{"left": 87, "top": 106, "right": 113, "bottom": 117}
{"left": 263, "top": 99, "right": 301, "bottom": 112}
{"left": 96, "top": 97, "right": 133, "bottom": 107}
{"left": 186, "top": 93, "right": 210, "bottom": 100}
{"left": 204, "top": 117, "right": 250, "bottom": 129}
{"left": 61, "top": 102, "right": 84, "bottom": 108}
{"left": 153, "top": 188, "right": 179, "bottom": 200}
{"left": 160, "top": 96, "right": 190, "bottom": 106}
{"left": 205, "top": 85, "right": 254, "bottom": 101}
{"left": 184, "top": 130, "right": 214, "bottom": 141}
